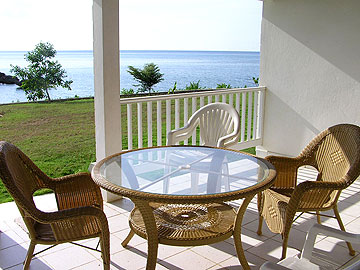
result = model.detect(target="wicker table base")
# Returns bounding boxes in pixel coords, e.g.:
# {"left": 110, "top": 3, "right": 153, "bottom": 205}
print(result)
{"left": 128, "top": 203, "right": 236, "bottom": 246}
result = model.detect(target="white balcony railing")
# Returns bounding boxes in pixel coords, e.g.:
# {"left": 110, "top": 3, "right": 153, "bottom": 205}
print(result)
{"left": 119, "top": 87, "right": 265, "bottom": 151}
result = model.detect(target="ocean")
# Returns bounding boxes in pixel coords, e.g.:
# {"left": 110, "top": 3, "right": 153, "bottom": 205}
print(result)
{"left": 0, "top": 50, "right": 259, "bottom": 104}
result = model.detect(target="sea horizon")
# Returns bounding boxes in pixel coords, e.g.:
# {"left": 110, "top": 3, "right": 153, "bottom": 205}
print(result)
{"left": 0, "top": 49, "right": 260, "bottom": 53}
{"left": 0, "top": 50, "right": 260, "bottom": 104}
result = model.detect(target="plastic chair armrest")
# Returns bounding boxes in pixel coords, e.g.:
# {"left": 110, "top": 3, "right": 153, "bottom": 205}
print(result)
{"left": 260, "top": 262, "right": 290, "bottom": 270}
{"left": 217, "top": 131, "right": 240, "bottom": 148}
{"left": 167, "top": 121, "right": 198, "bottom": 145}
{"left": 302, "top": 223, "right": 360, "bottom": 260}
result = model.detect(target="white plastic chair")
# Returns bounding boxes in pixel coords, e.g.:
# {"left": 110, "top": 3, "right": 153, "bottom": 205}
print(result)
{"left": 260, "top": 223, "right": 360, "bottom": 270}
{"left": 167, "top": 102, "right": 240, "bottom": 148}
{"left": 165, "top": 102, "right": 240, "bottom": 194}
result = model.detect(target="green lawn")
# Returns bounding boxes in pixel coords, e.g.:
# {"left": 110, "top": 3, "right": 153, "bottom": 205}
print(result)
{"left": 0, "top": 98, "right": 255, "bottom": 203}
{"left": 0, "top": 99, "right": 96, "bottom": 203}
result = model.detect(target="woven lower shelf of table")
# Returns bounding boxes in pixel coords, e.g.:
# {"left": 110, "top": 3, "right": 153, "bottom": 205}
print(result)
{"left": 129, "top": 202, "right": 236, "bottom": 246}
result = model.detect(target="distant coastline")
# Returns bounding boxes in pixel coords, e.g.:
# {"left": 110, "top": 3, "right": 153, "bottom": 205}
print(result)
{"left": 0, "top": 49, "right": 260, "bottom": 53}
{"left": 0, "top": 50, "right": 260, "bottom": 104}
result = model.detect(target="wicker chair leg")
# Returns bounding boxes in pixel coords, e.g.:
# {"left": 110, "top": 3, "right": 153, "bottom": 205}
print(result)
{"left": 257, "top": 215, "right": 264, "bottom": 236}
{"left": 121, "top": 230, "right": 135, "bottom": 247}
{"left": 281, "top": 232, "right": 289, "bottom": 260}
{"left": 281, "top": 211, "right": 295, "bottom": 260}
{"left": 316, "top": 211, "right": 321, "bottom": 224}
{"left": 257, "top": 192, "right": 263, "bottom": 236}
{"left": 333, "top": 206, "right": 355, "bottom": 256}
{"left": 100, "top": 234, "right": 110, "bottom": 270}
{"left": 23, "top": 241, "right": 35, "bottom": 269}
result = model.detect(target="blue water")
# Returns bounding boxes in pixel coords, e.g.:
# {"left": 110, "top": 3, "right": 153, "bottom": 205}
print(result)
{"left": 0, "top": 50, "right": 259, "bottom": 104}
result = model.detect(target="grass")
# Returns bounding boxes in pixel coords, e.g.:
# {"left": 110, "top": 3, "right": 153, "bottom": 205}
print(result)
{"left": 0, "top": 99, "right": 96, "bottom": 203}
{"left": 0, "top": 98, "right": 255, "bottom": 203}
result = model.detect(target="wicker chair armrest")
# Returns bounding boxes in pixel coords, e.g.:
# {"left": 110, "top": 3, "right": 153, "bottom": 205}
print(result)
{"left": 52, "top": 172, "right": 93, "bottom": 183}
{"left": 265, "top": 155, "right": 303, "bottom": 166}
{"left": 30, "top": 205, "right": 107, "bottom": 225}
{"left": 52, "top": 173, "right": 103, "bottom": 210}
{"left": 287, "top": 180, "right": 345, "bottom": 211}
{"left": 295, "top": 179, "right": 345, "bottom": 192}
{"left": 265, "top": 155, "right": 303, "bottom": 189}
{"left": 51, "top": 206, "right": 108, "bottom": 242}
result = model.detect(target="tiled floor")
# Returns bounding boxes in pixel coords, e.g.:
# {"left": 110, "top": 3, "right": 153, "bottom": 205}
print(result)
{"left": 1, "top": 178, "right": 360, "bottom": 269}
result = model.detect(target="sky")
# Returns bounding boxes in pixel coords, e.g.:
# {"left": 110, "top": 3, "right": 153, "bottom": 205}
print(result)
{"left": 0, "top": 0, "right": 263, "bottom": 52}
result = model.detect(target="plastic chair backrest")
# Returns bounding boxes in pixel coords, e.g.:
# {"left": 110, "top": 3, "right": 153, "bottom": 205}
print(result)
{"left": 167, "top": 102, "right": 240, "bottom": 148}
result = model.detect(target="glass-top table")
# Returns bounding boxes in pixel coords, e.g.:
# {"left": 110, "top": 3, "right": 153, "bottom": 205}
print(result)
{"left": 92, "top": 146, "right": 276, "bottom": 270}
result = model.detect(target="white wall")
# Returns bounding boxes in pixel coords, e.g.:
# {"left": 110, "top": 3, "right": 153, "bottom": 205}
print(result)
{"left": 259, "top": 0, "right": 360, "bottom": 157}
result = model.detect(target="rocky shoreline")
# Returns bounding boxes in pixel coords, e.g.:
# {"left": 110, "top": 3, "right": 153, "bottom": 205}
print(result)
{"left": 0, "top": 72, "right": 21, "bottom": 86}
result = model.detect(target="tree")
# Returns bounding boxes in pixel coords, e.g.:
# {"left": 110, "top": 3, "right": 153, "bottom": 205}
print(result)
{"left": 216, "top": 83, "right": 232, "bottom": 89}
{"left": 185, "top": 80, "right": 205, "bottom": 90}
{"left": 127, "top": 63, "right": 164, "bottom": 94}
{"left": 10, "top": 42, "right": 73, "bottom": 101}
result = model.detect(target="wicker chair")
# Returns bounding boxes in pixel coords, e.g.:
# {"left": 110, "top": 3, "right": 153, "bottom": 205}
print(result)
{"left": 0, "top": 141, "right": 110, "bottom": 270}
{"left": 257, "top": 124, "right": 360, "bottom": 260}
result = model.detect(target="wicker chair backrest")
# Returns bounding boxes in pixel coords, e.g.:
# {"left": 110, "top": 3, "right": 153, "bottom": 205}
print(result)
{"left": 300, "top": 124, "right": 360, "bottom": 185}
{"left": 297, "top": 124, "right": 360, "bottom": 206}
{"left": 0, "top": 142, "right": 52, "bottom": 235}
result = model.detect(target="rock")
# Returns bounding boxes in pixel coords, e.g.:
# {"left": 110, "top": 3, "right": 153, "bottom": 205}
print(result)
{"left": 0, "top": 72, "right": 22, "bottom": 86}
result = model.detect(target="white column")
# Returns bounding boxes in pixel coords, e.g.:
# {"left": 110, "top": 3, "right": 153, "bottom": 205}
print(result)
{"left": 93, "top": 0, "right": 121, "bottom": 202}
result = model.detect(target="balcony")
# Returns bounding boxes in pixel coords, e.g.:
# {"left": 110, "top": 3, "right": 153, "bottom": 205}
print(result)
{"left": 1, "top": 0, "right": 359, "bottom": 267}
{"left": 1, "top": 87, "right": 360, "bottom": 269}
{"left": 1, "top": 165, "right": 360, "bottom": 269}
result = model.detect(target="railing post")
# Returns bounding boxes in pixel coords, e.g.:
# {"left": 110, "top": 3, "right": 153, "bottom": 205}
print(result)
{"left": 157, "top": 101, "right": 162, "bottom": 146}
{"left": 147, "top": 101, "right": 153, "bottom": 147}
{"left": 127, "top": 104, "right": 133, "bottom": 150}
{"left": 192, "top": 97, "right": 197, "bottom": 145}
{"left": 166, "top": 100, "right": 171, "bottom": 143}
{"left": 253, "top": 91, "right": 259, "bottom": 140}
{"left": 184, "top": 98, "right": 189, "bottom": 145}
{"left": 247, "top": 92, "right": 253, "bottom": 141}
{"left": 257, "top": 88, "right": 265, "bottom": 140}
{"left": 236, "top": 93, "right": 240, "bottom": 113}
{"left": 200, "top": 96, "right": 204, "bottom": 107}
{"left": 137, "top": 103, "right": 143, "bottom": 148}
{"left": 241, "top": 92, "right": 246, "bottom": 142}
{"left": 175, "top": 99, "right": 180, "bottom": 130}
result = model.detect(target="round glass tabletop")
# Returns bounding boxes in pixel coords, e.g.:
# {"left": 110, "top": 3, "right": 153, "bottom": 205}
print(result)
{"left": 96, "top": 146, "right": 273, "bottom": 196}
